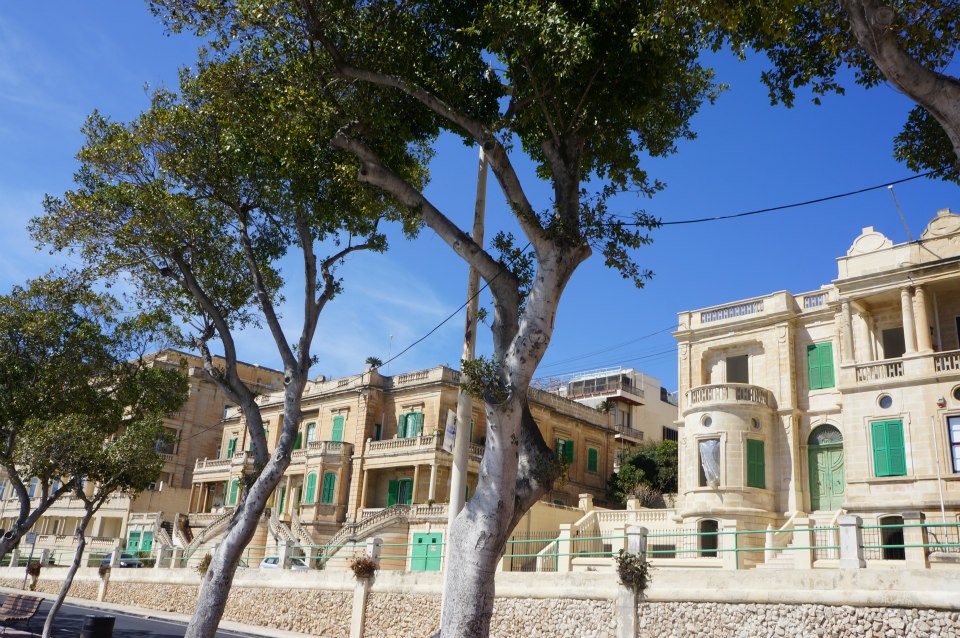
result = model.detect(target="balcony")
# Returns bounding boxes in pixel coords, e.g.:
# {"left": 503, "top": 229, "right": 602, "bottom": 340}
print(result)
{"left": 364, "top": 434, "right": 483, "bottom": 462}
{"left": 845, "top": 349, "right": 960, "bottom": 387}
{"left": 683, "top": 383, "right": 773, "bottom": 414}
{"left": 289, "top": 440, "right": 353, "bottom": 467}
{"left": 193, "top": 452, "right": 253, "bottom": 479}
{"left": 564, "top": 374, "right": 644, "bottom": 405}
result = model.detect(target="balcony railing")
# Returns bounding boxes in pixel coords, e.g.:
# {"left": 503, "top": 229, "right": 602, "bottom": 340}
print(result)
{"left": 855, "top": 359, "right": 904, "bottom": 382}
{"left": 365, "top": 434, "right": 483, "bottom": 461}
{"left": 685, "top": 383, "right": 771, "bottom": 409}
{"left": 935, "top": 350, "right": 960, "bottom": 373}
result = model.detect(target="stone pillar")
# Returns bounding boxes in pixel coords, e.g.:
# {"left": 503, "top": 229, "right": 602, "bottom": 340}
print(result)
{"left": 791, "top": 518, "right": 814, "bottom": 569}
{"left": 200, "top": 484, "right": 209, "bottom": 513}
{"left": 901, "top": 511, "right": 929, "bottom": 569}
{"left": 557, "top": 524, "right": 573, "bottom": 573}
{"left": 626, "top": 525, "right": 648, "bottom": 557}
{"left": 278, "top": 540, "right": 293, "bottom": 569}
{"left": 188, "top": 484, "right": 197, "bottom": 512}
{"left": 282, "top": 475, "right": 293, "bottom": 516}
{"left": 155, "top": 544, "right": 169, "bottom": 569}
{"left": 427, "top": 464, "right": 437, "bottom": 501}
{"left": 578, "top": 493, "right": 595, "bottom": 512}
{"left": 358, "top": 470, "right": 370, "bottom": 515}
{"left": 365, "top": 536, "right": 382, "bottom": 565}
{"left": 900, "top": 287, "right": 917, "bottom": 354}
{"left": 838, "top": 515, "right": 866, "bottom": 568}
{"left": 412, "top": 465, "right": 421, "bottom": 504}
{"left": 721, "top": 521, "right": 741, "bottom": 570}
{"left": 914, "top": 286, "right": 933, "bottom": 352}
{"left": 109, "top": 542, "right": 121, "bottom": 567}
{"left": 841, "top": 300, "right": 855, "bottom": 363}
{"left": 350, "top": 575, "right": 372, "bottom": 638}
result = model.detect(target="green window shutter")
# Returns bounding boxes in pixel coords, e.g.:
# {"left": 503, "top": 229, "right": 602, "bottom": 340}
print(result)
{"left": 587, "top": 448, "right": 599, "bottom": 473}
{"left": 226, "top": 438, "right": 237, "bottom": 458}
{"left": 872, "top": 422, "right": 890, "bottom": 476}
{"left": 321, "top": 473, "right": 336, "bottom": 504}
{"left": 747, "top": 439, "right": 765, "bottom": 488}
{"left": 818, "top": 343, "right": 835, "bottom": 388}
{"left": 127, "top": 531, "right": 141, "bottom": 552}
{"left": 228, "top": 479, "right": 239, "bottom": 506}
{"left": 565, "top": 440, "right": 574, "bottom": 464}
{"left": 332, "top": 415, "right": 345, "bottom": 442}
{"left": 886, "top": 420, "right": 906, "bottom": 476}
{"left": 140, "top": 531, "right": 153, "bottom": 553}
{"left": 397, "top": 414, "right": 407, "bottom": 439}
{"left": 807, "top": 344, "right": 821, "bottom": 390}
{"left": 294, "top": 432, "right": 302, "bottom": 450}
{"left": 387, "top": 479, "right": 399, "bottom": 507}
{"left": 279, "top": 486, "right": 286, "bottom": 514}
{"left": 305, "top": 473, "right": 317, "bottom": 504}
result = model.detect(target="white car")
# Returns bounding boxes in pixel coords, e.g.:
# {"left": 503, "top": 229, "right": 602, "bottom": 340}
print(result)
{"left": 258, "top": 556, "right": 310, "bottom": 571}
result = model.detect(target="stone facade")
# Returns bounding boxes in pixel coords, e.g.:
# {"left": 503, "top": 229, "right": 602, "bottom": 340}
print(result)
{"left": 674, "top": 209, "right": 960, "bottom": 545}
{"left": 636, "top": 602, "right": 959, "bottom": 638}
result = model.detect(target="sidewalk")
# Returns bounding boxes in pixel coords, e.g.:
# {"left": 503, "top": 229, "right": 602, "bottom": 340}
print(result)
{"left": 0, "top": 587, "right": 325, "bottom": 638}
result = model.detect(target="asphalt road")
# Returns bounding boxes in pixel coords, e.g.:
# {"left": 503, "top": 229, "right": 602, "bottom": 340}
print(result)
{"left": 15, "top": 600, "right": 259, "bottom": 638}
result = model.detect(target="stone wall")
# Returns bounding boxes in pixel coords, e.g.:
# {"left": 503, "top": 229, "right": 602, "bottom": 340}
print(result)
{"left": 637, "top": 602, "right": 960, "bottom": 638}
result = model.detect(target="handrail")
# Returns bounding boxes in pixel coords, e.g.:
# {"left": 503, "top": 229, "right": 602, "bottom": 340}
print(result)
{"left": 764, "top": 512, "right": 797, "bottom": 562}
{"left": 269, "top": 507, "right": 297, "bottom": 544}
{"left": 184, "top": 508, "right": 235, "bottom": 558}
{"left": 290, "top": 510, "right": 314, "bottom": 546}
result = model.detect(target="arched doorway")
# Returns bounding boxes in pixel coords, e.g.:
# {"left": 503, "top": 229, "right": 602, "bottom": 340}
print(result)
{"left": 698, "top": 519, "right": 719, "bottom": 558}
{"left": 808, "top": 424, "right": 845, "bottom": 511}
{"left": 878, "top": 515, "right": 906, "bottom": 561}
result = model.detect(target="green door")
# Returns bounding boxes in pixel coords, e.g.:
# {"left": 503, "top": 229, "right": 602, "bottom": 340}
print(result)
{"left": 808, "top": 445, "right": 845, "bottom": 511}
{"left": 140, "top": 531, "right": 153, "bottom": 554}
{"left": 411, "top": 533, "right": 443, "bottom": 571}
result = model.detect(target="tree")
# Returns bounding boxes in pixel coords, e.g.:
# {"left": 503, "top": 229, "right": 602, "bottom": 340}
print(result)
{"left": 32, "top": 53, "right": 430, "bottom": 637}
{"left": 0, "top": 274, "right": 185, "bottom": 560}
{"left": 149, "top": 2, "right": 720, "bottom": 634}
{"left": 40, "top": 415, "right": 180, "bottom": 638}
{"left": 697, "top": 0, "right": 960, "bottom": 179}
{"left": 608, "top": 440, "right": 679, "bottom": 505}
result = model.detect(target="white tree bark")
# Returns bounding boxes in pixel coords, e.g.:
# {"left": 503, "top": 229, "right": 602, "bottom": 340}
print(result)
{"left": 841, "top": 0, "right": 960, "bottom": 170}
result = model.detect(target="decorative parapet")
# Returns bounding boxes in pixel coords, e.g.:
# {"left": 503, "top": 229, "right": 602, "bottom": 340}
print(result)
{"left": 684, "top": 383, "right": 773, "bottom": 412}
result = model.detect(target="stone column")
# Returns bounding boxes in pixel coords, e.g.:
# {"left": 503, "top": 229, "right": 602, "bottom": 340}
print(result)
{"left": 838, "top": 515, "right": 866, "bottom": 568}
{"left": 155, "top": 544, "right": 168, "bottom": 569}
{"left": 278, "top": 540, "right": 293, "bottom": 569}
{"left": 900, "top": 287, "right": 917, "bottom": 354}
{"left": 282, "top": 475, "right": 293, "bottom": 516}
{"left": 579, "top": 493, "right": 595, "bottom": 512}
{"left": 412, "top": 465, "right": 421, "bottom": 504}
{"left": 557, "top": 524, "right": 573, "bottom": 572}
{"left": 427, "top": 464, "right": 437, "bottom": 501}
{"left": 791, "top": 518, "right": 814, "bottom": 569}
{"left": 901, "top": 511, "right": 929, "bottom": 569}
{"left": 358, "top": 470, "right": 370, "bottom": 516}
{"left": 841, "top": 300, "right": 855, "bottom": 362}
{"left": 721, "top": 521, "right": 741, "bottom": 570}
{"left": 616, "top": 526, "right": 649, "bottom": 638}
{"left": 914, "top": 286, "right": 933, "bottom": 352}
{"left": 188, "top": 484, "right": 197, "bottom": 512}
{"left": 200, "top": 484, "right": 209, "bottom": 513}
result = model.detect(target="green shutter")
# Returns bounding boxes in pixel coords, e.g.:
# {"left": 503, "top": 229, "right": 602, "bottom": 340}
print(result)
{"left": 294, "top": 431, "right": 303, "bottom": 450}
{"left": 226, "top": 438, "right": 237, "bottom": 458}
{"left": 807, "top": 344, "right": 821, "bottom": 390}
{"left": 587, "top": 448, "right": 599, "bottom": 473}
{"left": 279, "top": 486, "right": 286, "bottom": 514}
{"left": 872, "top": 420, "right": 906, "bottom": 477}
{"left": 747, "top": 439, "right": 765, "bottom": 488}
{"left": 305, "top": 473, "right": 317, "bottom": 503}
{"left": 872, "top": 422, "right": 889, "bottom": 476}
{"left": 228, "top": 479, "right": 239, "bottom": 505}
{"left": 321, "top": 473, "right": 336, "bottom": 504}
{"left": 565, "top": 440, "right": 574, "bottom": 464}
{"left": 387, "top": 479, "right": 399, "bottom": 507}
{"left": 127, "top": 531, "right": 141, "bottom": 552}
{"left": 397, "top": 414, "right": 407, "bottom": 438}
{"left": 819, "top": 343, "right": 835, "bottom": 388}
{"left": 332, "top": 415, "right": 345, "bottom": 442}
{"left": 140, "top": 531, "right": 153, "bottom": 554}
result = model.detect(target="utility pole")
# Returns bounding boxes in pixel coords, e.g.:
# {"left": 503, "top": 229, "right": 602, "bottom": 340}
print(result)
{"left": 447, "top": 146, "right": 488, "bottom": 530}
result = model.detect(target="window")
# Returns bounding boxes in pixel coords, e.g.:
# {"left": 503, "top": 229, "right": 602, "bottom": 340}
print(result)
{"left": 228, "top": 479, "right": 239, "bottom": 506}
{"left": 373, "top": 423, "right": 382, "bottom": 441}
{"left": 155, "top": 427, "right": 178, "bottom": 454}
{"left": 807, "top": 342, "right": 835, "bottom": 390}
{"left": 306, "top": 422, "right": 317, "bottom": 444}
{"left": 321, "top": 473, "right": 336, "bottom": 504}
{"left": 878, "top": 515, "right": 906, "bottom": 560}
{"left": 555, "top": 438, "right": 574, "bottom": 464}
{"left": 226, "top": 437, "right": 237, "bottom": 459}
{"left": 0, "top": 480, "right": 6, "bottom": 500}
{"left": 331, "top": 415, "right": 345, "bottom": 442}
{"left": 871, "top": 420, "right": 907, "bottom": 477}
{"left": 947, "top": 416, "right": 960, "bottom": 473}
{"left": 387, "top": 478, "right": 413, "bottom": 506}
{"left": 398, "top": 412, "right": 423, "bottom": 439}
{"left": 304, "top": 473, "right": 317, "bottom": 504}
{"left": 882, "top": 328, "right": 906, "bottom": 359}
{"left": 698, "top": 439, "right": 721, "bottom": 486}
{"left": 223, "top": 404, "right": 233, "bottom": 419}
{"left": 746, "top": 439, "right": 765, "bottom": 488}
{"left": 727, "top": 355, "right": 749, "bottom": 383}
{"left": 662, "top": 427, "right": 679, "bottom": 442}
{"left": 294, "top": 431, "right": 302, "bottom": 450}
{"left": 587, "top": 448, "right": 599, "bottom": 474}
{"left": 698, "top": 519, "right": 719, "bottom": 558}
{"left": 28, "top": 478, "right": 39, "bottom": 499}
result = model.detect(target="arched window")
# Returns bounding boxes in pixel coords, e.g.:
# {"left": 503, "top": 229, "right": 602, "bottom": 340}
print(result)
{"left": 228, "top": 479, "right": 239, "bottom": 506}
{"left": 321, "top": 473, "right": 336, "bottom": 504}
{"left": 304, "top": 473, "right": 317, "bottom": 504}
{"left": 808, "top": 424, "right": 843, "bottom": 446}
{"left": 698, "top": 519, "right": 719, "bottom": 558}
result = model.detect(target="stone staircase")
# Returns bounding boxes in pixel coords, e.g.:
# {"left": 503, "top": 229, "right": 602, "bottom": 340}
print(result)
{"left": 756, "top": 510, "right": 843, "bottom": 569}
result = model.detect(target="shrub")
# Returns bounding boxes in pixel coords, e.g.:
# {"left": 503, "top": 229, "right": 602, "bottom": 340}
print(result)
{"left": 98, "top": 563, "right": 111, "bottom": 579}
{"left": 614, "top": 550, "right": 651, "bottom": 597}
{"left": 196, "top": 553, "right": 212, "bottom": 575}
{"left": 25, "top": 561, "right": 41, "bottom": 578}
{"left": 348, "top": 555, "right": 377, "bottom": 579}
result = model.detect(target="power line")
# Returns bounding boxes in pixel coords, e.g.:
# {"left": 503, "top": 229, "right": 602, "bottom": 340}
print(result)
{"left": 537, "top": 324, "right": 677, "bottom": 370}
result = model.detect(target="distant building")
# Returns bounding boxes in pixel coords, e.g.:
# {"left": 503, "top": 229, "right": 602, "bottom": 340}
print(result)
{"left": 674, "top": 208, "right": 960, "bottom": 559}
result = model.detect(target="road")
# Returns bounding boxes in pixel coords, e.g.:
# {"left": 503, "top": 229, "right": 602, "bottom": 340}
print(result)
{"left": 20, "top": 600, "right": 259, "bottom": 638}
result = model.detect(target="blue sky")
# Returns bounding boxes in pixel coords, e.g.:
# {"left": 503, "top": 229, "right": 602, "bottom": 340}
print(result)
{"left": 1, "top": 3, "right": 957, "bottom": 392}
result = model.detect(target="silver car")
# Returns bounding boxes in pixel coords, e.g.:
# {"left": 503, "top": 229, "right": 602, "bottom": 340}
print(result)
{"left": 258, "top": 556, "right": 310, "bottom": 571}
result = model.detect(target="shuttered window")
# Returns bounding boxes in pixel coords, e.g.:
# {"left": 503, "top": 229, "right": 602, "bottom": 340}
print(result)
{"left": 746, "top": 439, "right": 765, "bottom": 488}
{"left": 872, "top": 420, "right": 906, "bottom": 477}
{"left": 807, "top": 342, "right": 835, "bottom": 390}
{"left": 226, "top": 438, "right": 237, "bottom": 459}
{"left": 228, "top": 479, "right": 239, "bottom": 505}
{"left": 587, "top": 448, "right": 599, "bottom": 474}
{"left": 555, "top": 438, "right": 574, "bottom": 464}
{"left": 332, "top": 415, "right": 345, "bottom": 442}
{"left": 321, "top": 473, "right": 336, "bottom": 504}
{"left": 304, "top": 473, "right": 317, "bottom": 504}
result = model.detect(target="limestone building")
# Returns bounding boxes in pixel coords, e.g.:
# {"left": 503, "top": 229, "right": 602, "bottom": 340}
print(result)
{"left": 0, "top": 350, "right": 283, "bottom": 558}
{"left": 673, "top": 208, "right": 960, "bottom": 544}
{"left": 184, "top": 364, "right": 619, "bottom": 552}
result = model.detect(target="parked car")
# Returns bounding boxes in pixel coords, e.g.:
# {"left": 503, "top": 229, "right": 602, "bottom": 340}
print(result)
{"left": 258, "top": 556, "right": 310, "bottom": 571}
{"left": 99, "top": 552, "right": 143, "bottom": 568}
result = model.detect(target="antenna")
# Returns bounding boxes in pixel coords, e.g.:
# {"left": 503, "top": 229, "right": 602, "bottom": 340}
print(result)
{"left": 888, "top": 185, "right": 913, "bottom": 242}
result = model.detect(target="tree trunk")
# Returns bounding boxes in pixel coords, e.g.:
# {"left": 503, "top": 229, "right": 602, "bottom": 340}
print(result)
{"left": 184, "top": 378, "right": 306, "bottom": 638}
{"left": 41, "top": 504, "right": 96, "bottom": 638}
